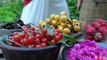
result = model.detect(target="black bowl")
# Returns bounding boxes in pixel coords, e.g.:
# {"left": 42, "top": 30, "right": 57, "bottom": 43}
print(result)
{"left": 62, "top": 47, "right": 67, "bottom": 60}
{"left": 0, "top": 29, "right": 22, "bottom": 37}
{"left": 0, "top": 40, "right": 61, "bottom": 60}
{"left": 62, "top": 46, "right": 72, "bottom": 60}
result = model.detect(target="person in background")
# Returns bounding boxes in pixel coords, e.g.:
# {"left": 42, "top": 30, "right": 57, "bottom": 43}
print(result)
{"left": 23, "top": 0, "right": 31, "bottom": 6}
{"left": 21, "top": 0, "right": 70, "bottom": 25}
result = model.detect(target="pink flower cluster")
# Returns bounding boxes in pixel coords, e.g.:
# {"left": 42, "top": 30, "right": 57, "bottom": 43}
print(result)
{"left": 67, "top": 40, "right": 107, "bottom": 60}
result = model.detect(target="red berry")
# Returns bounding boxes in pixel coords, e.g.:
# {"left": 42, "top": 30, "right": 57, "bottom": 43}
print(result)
{"left": 30, "top": 26, "right": 35, "bottom": 31}
{"left": 13, "top": 44, "right": 19, "bottom": 47}
{"left": 10, "top": 38, "right": 20, "bottom": 47}
{"left": 36, "top": 45, "right": 42, "bottom": 48}
{"left": 41, "top": 43, "right": 47, "bottom": 47}
{"left": 28, "top": 45, "right": 35, "bottom": 48}
{"left": 42, "top": 38, "right": 48, "bottom": 43}
{"left": 35, "top": 39, "right": 41, "bottom": 44}
{"left": 27, "top": 36, "right": 35, "bottom": 44}
{"left": 58, "top": 33, "right": 62, "bottom": 39}
{"left": 35, "top": 30, "right": 39, "bottom": 34}
{"left": 55, "top": 36, "right": 61, "bottom": 42}
{"left": 13, "top": 35, "right": 21, "bottom": 42}
{"left": 84, "top": 24, "right": 92, "bottom": 30}
{"left": 97, "top": 19, "right": 107, "bottom": 26}
{"left": 21, "top": 31, "right": 27, "bottom": 38}
{"left": 20, "top": 38, "right": 28, "bottom": 46}
{"left": 100, "top": 22, "right": 107, "bottom": 27}
{"left": 54, "top": 31, "right": 59, "bottom": 36}
{"left": 92, "top": 21, "right": 101, "bottom": 27}
{"left": 45, "top": 33, "right": 51, "bottom": 41}
{"left": 30, "top": 32, "right": 36, "bottom": 36}
{"left": 45, "top": 35, "right": 51, "bottom": 41}
{"left": 99, "top": 27, "right": 107, "bottom": 35}
{"left": 54, "top": 29, "right": 60, "bottom": 33}
{"left": 86, "top": 26, "right": 96, "bottom": 35}
{"left": 98, "top": 19, "right": 104, "bottom": 24}
{"left": 22, "top": 26, "right": 29, "bottom": 30}
{"left": 41, "top": 28, "right": 47, "bottom": 35}
{"left": 50, "top": 40, "right": 56, "bottom": 45}
{"left": 35, "top": 34, "right": 42, "bottom": 40}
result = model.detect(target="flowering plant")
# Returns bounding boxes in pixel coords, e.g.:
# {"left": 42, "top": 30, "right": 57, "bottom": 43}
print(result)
{"left": 67, "top": 40, "right": 107, "bottom": 60}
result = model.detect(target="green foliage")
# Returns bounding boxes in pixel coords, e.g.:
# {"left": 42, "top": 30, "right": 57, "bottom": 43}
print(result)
{"left": 0, "top": 2, "right": 22, "bottom": 23}
{"left": 45, "top": 25, "right": 54, "bottom": 35}
{"left": 67, "top": 0, "right": 79, "bottom": 19}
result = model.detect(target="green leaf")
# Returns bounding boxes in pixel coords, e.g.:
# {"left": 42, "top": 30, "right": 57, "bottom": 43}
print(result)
{"left": 0, "top": 35, "right": 8, "bottom": 41}
{"left": 63, "top": 33, "right": 77, "bottom": 44}
{"left": 57, "top": 39, "right": 72, "bottom": 47}
{"left": 44, "top": 24, "right": 54, "bottom": 35}
{"left": 0, "top": 35, "right": 12, "bottom": 45}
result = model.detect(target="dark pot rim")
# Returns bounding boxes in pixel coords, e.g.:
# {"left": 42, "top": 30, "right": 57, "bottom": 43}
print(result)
{"left": 0, "top": 29, "right": 22, "bottom": 32}
{"left": 62, "top": 46, "right": 72, "bottom": 60}
{"left": 0, "top": 40, "right": 61, "bottom": 51}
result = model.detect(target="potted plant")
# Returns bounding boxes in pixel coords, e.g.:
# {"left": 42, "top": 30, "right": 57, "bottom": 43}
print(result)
{"left": 0, "top": 24, "right": 65, "bottom": 60}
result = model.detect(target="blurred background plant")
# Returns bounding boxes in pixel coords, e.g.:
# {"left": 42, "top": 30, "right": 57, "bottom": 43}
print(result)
{"left": 66, "top": 0, "right": 80, "bottom": 19}
{"left": 0, "top": 0, "right": 22, "bottom": 23}
{"left": 0, "top": 0, "right": 79, "bottom": 23}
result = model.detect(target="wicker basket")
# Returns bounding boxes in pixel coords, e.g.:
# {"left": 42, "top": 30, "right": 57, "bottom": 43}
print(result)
{"left": 79, "top": 0, "right": 107, "bottom": 22}
{"left": 94, "top": 0, "right": 107, "bottom": 3}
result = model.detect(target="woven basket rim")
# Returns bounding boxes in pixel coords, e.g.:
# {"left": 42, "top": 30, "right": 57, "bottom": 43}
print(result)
{"left": 94, "top": 0, "right": 107, "bottom": 3}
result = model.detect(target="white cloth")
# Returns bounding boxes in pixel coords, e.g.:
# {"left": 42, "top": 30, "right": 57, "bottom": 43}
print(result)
{"left": 21, "top": 0, "right": 70, "bottom": 25}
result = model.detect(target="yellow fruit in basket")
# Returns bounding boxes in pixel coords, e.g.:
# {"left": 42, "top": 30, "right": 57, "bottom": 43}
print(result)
{"left": 63, "top": 28, "right": 71, "bottom": 34}
{"left": 46, "top": 18, "right": 51, "bottom": 24}
{"left": 40, "top": 22, "right": 46, "bottom": 28}
{"left": 50, "top": 25, "right": 53, "bottom": 27}
{"left": 50, "top": 14, "right": 55, "bottom": 20}
{"left": 60, "top": 11, "right": 66, "bottom": 16}
{"left": 39, "top": 20, "right": 44, "bottom": 26}
{"left": 67, "top": 24, "right": 71, "bottom": 28}
{"left": 58, "top": 25, "right": 62, "bottom": 28}
{"left": 60, "top": 16, "right": 67, "bottom": 23}
{"left": 60, "top": 23, "right": 66, "bottom": 28}
{"left": 55, "top": 15, "right": 60, "bottom": 22}
{"left": 58, "top": 21, "right": 62, "bottom": 25}
{"left": 72, "top": 19, "right": 78, "bottom": 24}
{"left": 75, "top": 23, "right": 80, "bottom": 26}
{"left": 52, "top": 20, "right": 57, "bottom": 26}
{"left": 73, "top": 25, "right": 80, "bottom": 31}
{"left": 58, "top": 25, "right": 63, "bottom": 32}
{"left": 50, "top": 25, "right": 55, "bottom": 28}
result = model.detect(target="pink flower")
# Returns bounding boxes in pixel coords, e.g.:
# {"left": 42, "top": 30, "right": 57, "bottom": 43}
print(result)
{"left": 67, "top": 40, "right": 107, "bottom": 60}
